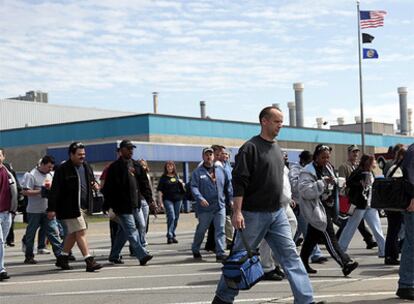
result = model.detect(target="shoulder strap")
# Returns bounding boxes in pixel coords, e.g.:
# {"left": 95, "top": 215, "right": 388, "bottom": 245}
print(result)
{"left": 388, "top": 159, "right": 403, "bottom": 178}
{"left": 229, "top": 229, "right": 254, "bottom": 258}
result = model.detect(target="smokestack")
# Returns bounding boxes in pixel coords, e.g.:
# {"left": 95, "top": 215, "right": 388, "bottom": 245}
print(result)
{"left": 366, "top": 118, "right": 373, "bottom": 123}
{"left": 200, "top": 101, "right": 206, "bottom": 119}
{"left": 287, "top": 102, "right": 296, "bottom": 127}
{"left": 355, "top": 116, "right": 361, "bottom": 124}
{"left": 152, "top": 92, "right": 158, "bottom": 114}
{"left": 316, "top": 117, "right": 324, "bottom": 129}
{"left": 408, "top": 108, "right": 413, "bottom": 135}
{"left": 396, "top": 119, "right": 401, "bottom": 133}
{"left": 293, "top": 83, "right": 304, "bottom": 127}
{"left": 337, "top": 117, "right": 345, "bottom": 125}
{"left": 398, "top": 87, "right": 409, "bottom": 135}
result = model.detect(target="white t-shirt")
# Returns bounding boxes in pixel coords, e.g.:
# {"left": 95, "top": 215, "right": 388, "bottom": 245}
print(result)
{"left": 22, "top": 168, "right": 53, "bottom": 213}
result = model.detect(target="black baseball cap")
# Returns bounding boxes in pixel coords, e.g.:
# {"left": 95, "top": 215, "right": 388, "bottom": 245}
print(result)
{"left": 119, "top": 140, "right": 136, "bottom": 149}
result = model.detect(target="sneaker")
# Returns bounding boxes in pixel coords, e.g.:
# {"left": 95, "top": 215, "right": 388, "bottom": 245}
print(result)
{"left": 193, "top": 252, "right": 202, "bottom": 259}
{"left": 396, "top": 287, "right": 414, "bottom": 300}
{"left": 85, "top": 256, "right": 102, "bottom": 272}
{"left": 6, "top": 242, "right": 15, "bottom": 247}
{"left": 139, "top": 254, "right": 153, "bottom": 266}
{"left": 68, "top": 254, "right": 76, "bottom": 261}
{"left": 366, "top": 241, "right": 377, "bottom": 249}
{"left": 55, "top": 255, "right": 72, "bottom": 270}
{"left": 212, "top": 295, "right": 232, "bottom": 304}
{"left": 172, "top": 238, "right": 178, "bottom": 244}
{"left": 0, "top": 272, "right": 10, "bottom": 280}
{"left": 38, "top": 248, "right": 51, "bottom": 255}
{"left": 273, "top": 265, "right": 285, "bottom": 278}
{"left": 24, "top": 257, "right": 38, "bottom": 264}
{"left": 109, "top": 258, "right": 124, "bottom": 264}
{"left": 295, "top": 237, "right": 304, "bottom": 247}
{"left": 384, "top": 257, "right": 400, "bottom": 265}
{"left": 304, "top": 264, "right": 317, "bottom": 274}
{"left": 167, "top": 238, "right": 173, "bottom": 244}
{"left": 262, "top": 270, "right": 283, "bottom": 281}
{"left": 342, "top": 260, "right": 359, "bottom": 276}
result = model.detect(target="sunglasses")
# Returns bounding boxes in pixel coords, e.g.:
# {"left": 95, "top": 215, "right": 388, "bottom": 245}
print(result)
{"left": 316, "top": 145, "right": 331, "bottom": 151}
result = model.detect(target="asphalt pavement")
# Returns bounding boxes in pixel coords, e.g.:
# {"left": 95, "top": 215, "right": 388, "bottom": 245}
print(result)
{"left": 0, "top": 213, "right": 407, "bottom": 304}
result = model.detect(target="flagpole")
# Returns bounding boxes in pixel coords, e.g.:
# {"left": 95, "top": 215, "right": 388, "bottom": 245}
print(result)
{"left": 357, "top": 0, "right": 365, "bottom": 153}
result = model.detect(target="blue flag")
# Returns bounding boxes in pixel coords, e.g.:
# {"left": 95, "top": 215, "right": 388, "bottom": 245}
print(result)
{"left": 363, "top": 48, "right": 379, "bottom": 59}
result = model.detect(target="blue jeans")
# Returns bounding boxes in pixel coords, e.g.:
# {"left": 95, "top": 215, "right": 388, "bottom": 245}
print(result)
{"left": 338, "top": 207, "right": 385, "bottom": 257}
{"left": 163, "top": 200, "right": 182, "bottom": 239}
{"left": 0, "top": 212, "right": 12, "bottom": 273}
{"left": 399, "top": 211, "right": 414, "bottom": 289}
{"left": 109, "top": 208, "right": 149, "bottom": 261}
{"left": 192, "top": 208, "right": 226, "bottom": 257}
{"left": 25, "top": 213, "right": 62, "bottom": 258}
{"left": 215, "top": 209, "right": 314, "bottom": 304}
{"left": 137, "top": 200, "right": 149, "bottom": 245}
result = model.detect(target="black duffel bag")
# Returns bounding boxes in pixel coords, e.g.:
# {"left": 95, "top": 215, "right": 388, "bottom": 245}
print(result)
{"left": 372, "top": 161, "right": 413, "bottom": 211}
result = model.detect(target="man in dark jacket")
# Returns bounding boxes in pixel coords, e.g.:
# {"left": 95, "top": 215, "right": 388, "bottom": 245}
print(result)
{"left": 48, "top": 142, "right": 102, "bottom": 272}
{"left": 102, "top": 140, "right": 154, "bottom": 266}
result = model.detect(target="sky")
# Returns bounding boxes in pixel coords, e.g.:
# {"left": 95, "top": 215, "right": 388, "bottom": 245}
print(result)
{"left": 1, "top": 0, "right": 413, "bottom": 129}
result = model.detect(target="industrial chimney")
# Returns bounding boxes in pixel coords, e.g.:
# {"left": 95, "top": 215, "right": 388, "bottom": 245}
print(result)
{"left": 398, "top": 87, "right": 409, "bottom": 135}
{"left": 200, "top": 101, "right": 206, "bottom": 119}
{"left": 152, "top": 92, "right": 158, "bottom": 114}
{"left": 316, "top": 117, "right": 324, "bottom": 129}
{"left": 337, "top": 117, "right": 345, "bottom": 125}
{"left": 355, "top": 116, "right": 361, "bottom": 124}
{"left": 396, "top": 119, "right": 401, "bottom": 133}
{"left": 287, "top": 102, "right": 296, "bottom": 127}
{"left": 408, "top": 108, "right": 413, "bottom": 135}
{"left": 293, "top": 83, "right": 304, "bottom": 127}
{"left": 366, "top": 118, "right": 373, "bottom": 123}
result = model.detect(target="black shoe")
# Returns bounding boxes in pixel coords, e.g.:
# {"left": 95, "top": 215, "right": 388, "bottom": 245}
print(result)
{"left": 263, "top": 270, "right": 283, "bottom": 281}
{"left": 366, "top": 241, "right": 378, "bottom": 249}
{"left": 311, "top": 301, "right": 328, "bottom": 304}
{"left": 24, "top": 257, "right": 38, "bottom": 264}
{"left": 193, "top": 252, "right": 202, "bottom": 259}
{"left": 55, "top": 255, "right": 72, "bottom": 270}
{"left": 85, "top": 256, "right": 102, "bottom": 272}
{"left": 273, "top": 265, "right": 285, "bottom": 278}
{"left": 167, "top": 238, "right": 173, "bottom": 244}
{"left": 311, "top": 256, "right": 328, "bottom": 264}
{"left": 68, "top": 254, "right": 76, "bottom": 261}
{"left": 0, "top": 272, "right": 10, "bottom": 280}
{"left": 342, "top": 260, "right": 358, "bottom": 276}
{"left": 139, "top": 254, "right": 153, "bottom": 266}
{"left": 396, "top": 287, "right": 414, "bottom": 300}
{"left": 304, "top": 263, "right": 317, "bottom": 274}
{"left": 384, "top": 257, "right": 400, "bottom": 265}
{"left": 109, "top": 258, "right": 124, "bottom": 264}
{"left": 212, "top": 295, "right": 232, "bottom": 304}
{"left": 172, "top": 238, "right": 178, "bottom": 243}
{"left": 6, "top": 242, "right": 15, "bottom": 247}
{"left": 216, "top": 255, "right": 227, "bottom": 262}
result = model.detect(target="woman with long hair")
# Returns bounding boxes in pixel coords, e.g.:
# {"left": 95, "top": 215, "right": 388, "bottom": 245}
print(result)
{"left": 157, "top": 161, "right": 185, "bottom": 244}
{"left": 299, "top": 144, "right": 358, "bottom": 276}
{"left": 338, "top": 154, "right": 386, "bottom": 258}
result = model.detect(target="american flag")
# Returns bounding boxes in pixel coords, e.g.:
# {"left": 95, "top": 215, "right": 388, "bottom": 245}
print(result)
{"left": 360, "top": 10, "right": 387, "bottom": 29}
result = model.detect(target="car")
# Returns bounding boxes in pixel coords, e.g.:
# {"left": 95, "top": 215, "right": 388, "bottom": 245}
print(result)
{"left": 374, "top": 146, "right": 394, "bottom": 170}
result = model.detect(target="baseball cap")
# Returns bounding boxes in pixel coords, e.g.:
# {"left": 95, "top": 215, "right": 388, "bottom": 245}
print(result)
{"left": 202, "top": 147, "right": 214, "bottom": 154}
{"left": 119, "top": 140, "right": 136, "bottom": 149}
{"left": 347, "top": 144, "right": 360, "bottom": 152}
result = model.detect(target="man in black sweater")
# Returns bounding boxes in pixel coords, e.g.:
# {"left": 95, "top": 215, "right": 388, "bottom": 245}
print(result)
{"left": 102, "top": 140, "right": 153, "bottom": 266}
{"left": 212, "top": 106, "right": 322, "bottom": 304}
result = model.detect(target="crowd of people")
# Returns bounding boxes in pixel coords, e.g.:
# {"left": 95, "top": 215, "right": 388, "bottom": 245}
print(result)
{"left": 0, "top": 106, "right": 413, "bottom": 303}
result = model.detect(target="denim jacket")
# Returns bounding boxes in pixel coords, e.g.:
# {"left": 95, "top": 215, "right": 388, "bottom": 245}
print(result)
{"left": 191, "top": 165, "right": 233, "bottom": 213}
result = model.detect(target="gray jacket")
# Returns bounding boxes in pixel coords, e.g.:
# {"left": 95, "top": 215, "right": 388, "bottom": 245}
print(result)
{"left": 298, "top": 163, "right": 328, "bottom": 231}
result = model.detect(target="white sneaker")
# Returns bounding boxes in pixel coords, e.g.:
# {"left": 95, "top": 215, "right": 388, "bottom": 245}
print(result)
{"left": 38, "top": 248, "right": 51, "bottom": 254}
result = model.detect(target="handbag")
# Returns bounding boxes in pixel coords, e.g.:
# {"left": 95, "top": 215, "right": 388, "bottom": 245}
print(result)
{"left": 221, "top": 229, "right": 264, "bottom": 290}
{"left": 371, "top": 161, "right": 413, "bottom": 211}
